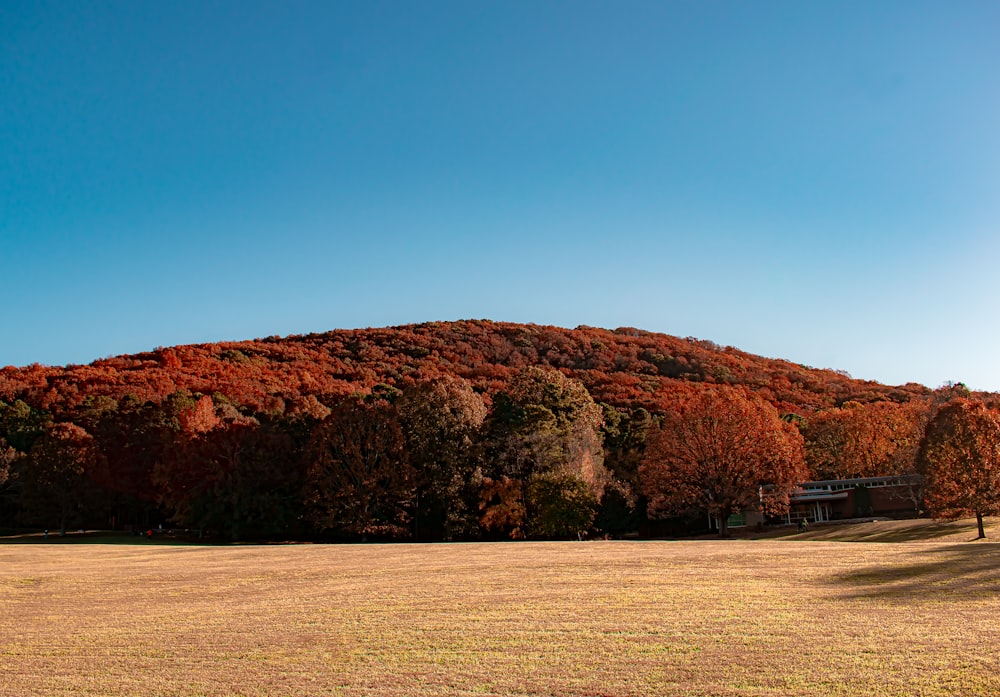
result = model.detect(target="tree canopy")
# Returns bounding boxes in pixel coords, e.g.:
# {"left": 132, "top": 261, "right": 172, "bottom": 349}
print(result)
{"left": 0, "top": 321, "right": 970, "bottom": 541}
{"left": 640, "top": 386, "right": 807, "bottom": 537}
{"left": 918, "top": 398, "right": 1000, "bottom": 539}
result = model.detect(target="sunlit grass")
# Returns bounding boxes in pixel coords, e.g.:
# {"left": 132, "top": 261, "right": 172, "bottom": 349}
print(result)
{"left": 759, "top": 516, "right": 1000, "bottom": 544}
{"left": 2, "top": 533, "right": 1000, "bottom": 696}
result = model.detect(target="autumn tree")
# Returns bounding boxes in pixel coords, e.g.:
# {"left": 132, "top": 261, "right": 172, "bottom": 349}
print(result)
{"left": 803, "top": 400, "right": 928, "bottom": 480}
{"left": 161, "top": 419, "right": 301, "bottom": 540}
{"left": 19, "top": 422, "right": 102, "bottom": 535}
{"left": 149, "top": 393, "right": 305, "bottom": 540}
{"left": 396, "top": 376, "right": 487, "bottom": 540}
{"left": 87, "top": 399, "right": 161, "bottom": 530}
{"left": 478, "top": 475, "right": 526, "bottom": 540}
{"left": 918, "top": 399, "right": 1000, "bottom": 539}
{"left": 150, "top": 394, "right": 225, "bottom": 533}
{"left": 304, "top": 399, "right": 413, "bottom": 540}
{"left": 640, "top": 386, "right": 806, "bottom": 537}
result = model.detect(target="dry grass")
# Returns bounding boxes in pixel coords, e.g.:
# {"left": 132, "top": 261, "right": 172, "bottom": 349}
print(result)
{"left": 753, "top": 515, "right": 1000, "bottom": 544}
{"left": 2, "top": 532, "right": 1000, "bottom": 696}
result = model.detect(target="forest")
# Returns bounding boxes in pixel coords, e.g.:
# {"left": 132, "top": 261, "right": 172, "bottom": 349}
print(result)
{"left": 0, "top": 320, "right": 991, "bottom": 540}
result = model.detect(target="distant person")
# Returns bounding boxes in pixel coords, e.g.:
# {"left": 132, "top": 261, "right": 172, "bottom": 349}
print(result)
{"left": 798, "top": 518, "right": 809, "bottom": 532}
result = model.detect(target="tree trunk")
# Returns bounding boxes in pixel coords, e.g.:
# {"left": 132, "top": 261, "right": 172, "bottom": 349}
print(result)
{"left": 718, "top": 508, "right": 730, "bottom": 538}
{"left": 977, "top": 511, "right": 986, "bottom": 539}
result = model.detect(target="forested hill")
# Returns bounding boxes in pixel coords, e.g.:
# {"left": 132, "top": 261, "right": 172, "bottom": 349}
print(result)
{"left": 1, "top": 320, "right": 931, "bottom": 417}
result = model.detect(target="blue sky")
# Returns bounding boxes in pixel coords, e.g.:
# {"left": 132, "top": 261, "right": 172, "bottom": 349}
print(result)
{"left": 2, "top": 1, "right": 999, "bottom": 389}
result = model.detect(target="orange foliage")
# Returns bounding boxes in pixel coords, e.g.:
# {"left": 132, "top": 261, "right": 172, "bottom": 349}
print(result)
{"left": 0, "top": 321, "right": 934, "bottom": 420}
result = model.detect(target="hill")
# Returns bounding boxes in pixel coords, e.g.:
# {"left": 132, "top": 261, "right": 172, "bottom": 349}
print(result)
{"left": 0, "top": 320, "right": 932, "bottom": 418}
{"left": 0, "top": 320, "right": 976, "bottom": 541}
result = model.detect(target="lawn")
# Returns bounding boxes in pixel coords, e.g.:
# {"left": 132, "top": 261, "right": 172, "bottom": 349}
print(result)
{"left": 2, "top": 528, "right": 1000, "bottom": 696}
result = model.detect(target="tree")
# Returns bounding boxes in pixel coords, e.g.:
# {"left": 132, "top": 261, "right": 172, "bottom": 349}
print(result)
{"left": 0, "top": 399, "right": 51, "bottom": 454}
{"left": 158, "top": 419, "right": 301, "bottom": 541}
{"left": 597, "top": 405, "right": 653, "bottom": 535}
{"left": 88, "top": 399, "right": 165, "bottom": 531}
{"left": 304, "top": 399, "right": 413, "bottom": 540}
{"left": 478, "top": 475, "right": 526, "bottom": 540}
{"left": 396, "top": 376, "right": 487, "bottom": 540}
{"left": 489, "top": 367, "right": 606, "bottom": 484}
{"left": 640, "top": 386, "right": 806, "bottom": 537}
{"left": 0, "top": 437, "right": 14, "bottom": 487}
{"left": 482, "top": 367, "right": 607, "bottom": 537}
{"left": 918, "top": 399, "right": 1000, "bottom": 539}
{"left": 803, "top": 400, "right": 928, "bottom": 480}
{"left": 19, "top": 422, "right": 102, "bottom": 536}
{"left": 525, "top": 471, "right": 598, "bottom": 539}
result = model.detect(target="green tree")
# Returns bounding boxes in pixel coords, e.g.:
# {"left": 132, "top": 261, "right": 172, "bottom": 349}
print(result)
{"left": 525, "top": 471, "right": 598, "bottom": 539}
{"left": 0, "top": 437, "right": 14, "bottom": 487}
{"left": 0, "top": 437, "right": 16, "bottom": 523}
{"left": 483, "top": 367, "right": 607, "bottom": 538}
{"left": 0, "top": 400, "right": 51, "bottom": 454}
{"left": 597, "top": 405, "right": 653, "bottom": 535}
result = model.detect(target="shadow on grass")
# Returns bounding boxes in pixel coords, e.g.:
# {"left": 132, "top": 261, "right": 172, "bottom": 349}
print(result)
{"left": 828, "top": 543, "right": 1000, "bottom": 601}
{"left": 760, "top": 518, "right": 994, "bottom": 544}
{"left": 802, "top": 521, "right": 969, "bottom": 543}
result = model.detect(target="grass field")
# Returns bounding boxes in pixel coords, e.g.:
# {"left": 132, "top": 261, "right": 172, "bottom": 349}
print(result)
{"left": 3, "top": 522, "right": 1000, "bottom": 696}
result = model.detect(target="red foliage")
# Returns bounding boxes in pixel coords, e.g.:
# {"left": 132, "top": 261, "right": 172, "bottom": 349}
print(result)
{"left": 0, "top": 321, "right": 935, "bottom": 421}
{"left": 918, "top": 399, "right": 1000, "bottom": 538}
{"left": 640, "top": 385, "right": 807, "bottom": 536}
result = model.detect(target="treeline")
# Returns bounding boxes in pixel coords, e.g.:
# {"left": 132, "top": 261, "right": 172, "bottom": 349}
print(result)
{"left": 0, "top": 321, "right": 984, "bottom": 541}
{"left": 0, "top": 368, "right": 631, "bottom": 540}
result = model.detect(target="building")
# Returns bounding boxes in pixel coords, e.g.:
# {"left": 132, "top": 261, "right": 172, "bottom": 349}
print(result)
{"left": 714, "top": 475, "right": 922, "bottom": 531}
{"left": 773, "top": 475, "right": 921, "bottom": 525}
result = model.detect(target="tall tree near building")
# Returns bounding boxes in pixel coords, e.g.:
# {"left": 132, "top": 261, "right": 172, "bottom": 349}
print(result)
{"left": 803, "top": 400, "right": 928, "bottom": 480}
{"left": 640, "top": 386, "right": 806, "bottom": 537}
{"left": 918, "top": 398, "right": 1000, "bottom": 539}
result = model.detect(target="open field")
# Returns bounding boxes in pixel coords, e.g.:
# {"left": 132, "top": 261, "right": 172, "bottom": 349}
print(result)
{"left": 3, "top": 533, "right": 1000, "bottom": 697}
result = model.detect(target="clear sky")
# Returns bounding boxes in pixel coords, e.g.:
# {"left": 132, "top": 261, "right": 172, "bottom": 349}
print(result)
{"left": 2, "top": 1, "right": 999, "bottom": 390}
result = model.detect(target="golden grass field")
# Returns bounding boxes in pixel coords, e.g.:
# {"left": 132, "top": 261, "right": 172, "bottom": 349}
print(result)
{"left": 3, "top": 519, "right": 1000, "bottom": 697}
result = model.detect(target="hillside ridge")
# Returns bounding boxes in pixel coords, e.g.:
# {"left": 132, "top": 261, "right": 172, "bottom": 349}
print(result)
{"left": 1, "top": 320, "right": 932, "bottom": 417}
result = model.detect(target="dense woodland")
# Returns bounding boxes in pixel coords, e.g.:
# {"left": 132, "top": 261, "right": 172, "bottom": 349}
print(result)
{"left": 0, "top": 320, "right": 991, "bottom": 540}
